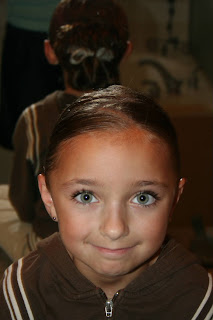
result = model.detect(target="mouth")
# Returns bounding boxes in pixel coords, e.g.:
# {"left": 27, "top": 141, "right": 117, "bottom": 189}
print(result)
{"left": 92, "top": 245, "right": 135, "bottom": 256}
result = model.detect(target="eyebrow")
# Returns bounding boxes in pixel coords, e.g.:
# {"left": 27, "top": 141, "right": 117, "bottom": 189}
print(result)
{"left": 61, "top": 179, "right": 168, "bottom": 189}
{"left": 61, "top": 179, "right": 102, "bottom": 189}
{"left": 132, "top": 180, "right": 168, "bottom": 189}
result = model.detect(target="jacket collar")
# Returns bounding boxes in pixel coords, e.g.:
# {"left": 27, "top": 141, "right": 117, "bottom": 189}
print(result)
{"left": 38, "top": 233, "right": 199, "bottom": 297}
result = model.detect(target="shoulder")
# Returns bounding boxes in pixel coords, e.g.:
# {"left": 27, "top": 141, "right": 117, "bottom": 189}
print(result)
{"left": 127, "top": 238, "right": 213, "bottom": 319}
{"left": 0, "top": 233, "right": 64, "bottom": 318}
{"left": 34, "top": 90, "right": 60, "bottom": 108}
{"left": 14, "top": 91, "right": 59, "bottom": 134}
{"left": 26, "top": 91, "right": 60, "bottom": 119}
{"left": 159, "top": 238, "right": 213, "bottom": 319}
{"left": 1, "top": 252, "right": 43, "bottom": 319}
{"left": 15, "top": 91, "right": 61, "bottom": 167}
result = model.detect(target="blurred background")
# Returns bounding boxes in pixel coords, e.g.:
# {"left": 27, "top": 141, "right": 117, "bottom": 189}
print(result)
{"left": 119, "top": 0, "right": 213, "bottom": 249}
{"left": 0, "top": 0, "right": 212, "bottom": 266}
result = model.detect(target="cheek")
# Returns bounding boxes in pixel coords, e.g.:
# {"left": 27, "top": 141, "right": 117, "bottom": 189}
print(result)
{"left": 57, "top": 210, "right": 93, "bottom": 242}
{"left": 134, "top": 210, "right": 170, "bottom": 242}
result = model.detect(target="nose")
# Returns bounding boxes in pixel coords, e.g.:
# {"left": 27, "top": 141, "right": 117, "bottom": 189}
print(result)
{"left": 99, "top": 203, "right": 129, "bottom": 240}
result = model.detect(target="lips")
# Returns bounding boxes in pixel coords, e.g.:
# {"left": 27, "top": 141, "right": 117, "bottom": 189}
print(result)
{"left": 92, "top": 245, "right": 134, "bottom": 256}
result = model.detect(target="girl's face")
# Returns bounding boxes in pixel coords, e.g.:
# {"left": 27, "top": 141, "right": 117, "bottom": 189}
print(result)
{"left": 39, "top": 128, "right": 185, "bottom": 284}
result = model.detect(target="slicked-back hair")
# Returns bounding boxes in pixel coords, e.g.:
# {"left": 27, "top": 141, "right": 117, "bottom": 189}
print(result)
{"left": 44, "top": 85, "right": 180, "bottom": 183}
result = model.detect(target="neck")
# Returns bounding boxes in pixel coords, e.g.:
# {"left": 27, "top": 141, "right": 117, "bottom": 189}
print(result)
{"left": 64, "top": 70, "right": 92, "bottom": 97}
{"left": 64, "top": 86, "right": 86, "bottom": 97}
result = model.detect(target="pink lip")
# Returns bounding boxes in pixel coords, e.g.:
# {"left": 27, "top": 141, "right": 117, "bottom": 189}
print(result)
{"left": 92, "top": 245, "right": 134, "bottom": 255}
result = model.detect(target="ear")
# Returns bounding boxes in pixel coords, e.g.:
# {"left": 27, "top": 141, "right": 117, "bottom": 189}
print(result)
{"left": 38, "top": 174, "right": 58, "bottom": 221}
{"left": 169, "top": 177, "right": 186, "bottom": 221}
{"left": 120, "top": 40, "right": 133, "bottom": 64}
{"left": 176, "top": 178, "right": 186, "bottom": 204}
{"left": 44, "top": 39, "right": 59, "bottom": 65}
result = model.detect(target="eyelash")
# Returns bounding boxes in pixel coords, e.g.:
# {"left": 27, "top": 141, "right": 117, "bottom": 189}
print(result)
{"left": 132, "top": 190, "right": 160, "bottom": 208}
{"left": 71, "top": 189, "right": 160, "bottom": 207}
{"left": 71, "top": 189, "right": 96, "bottom": 205}
{"left": 72, "top": 189, "right": 90, "bottom": 198}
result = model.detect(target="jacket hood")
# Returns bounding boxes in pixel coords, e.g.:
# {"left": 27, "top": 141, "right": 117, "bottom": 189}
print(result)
{"left": 37, "top": 233, "right": 200, "bottom": 297}
{"left": 125, "top": 236, "right": 200, "bottom": 293}
{"left": 37, "top": 233, "right": 98, "bottom": 300}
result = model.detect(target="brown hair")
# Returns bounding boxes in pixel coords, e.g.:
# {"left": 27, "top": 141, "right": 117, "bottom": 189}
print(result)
{"left": 49, "top": 0, "right": 129, "bottom": 90}
{"left": 44, "top": 85, "right": 180, "bottom": 184}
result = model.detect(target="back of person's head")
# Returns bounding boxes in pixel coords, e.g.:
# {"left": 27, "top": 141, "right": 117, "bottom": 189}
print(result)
{"left": 44, "top": 85, "right": 180, "bottom": 183}
{"left": 48, "top": 0, "right": 129, "bottom": 90}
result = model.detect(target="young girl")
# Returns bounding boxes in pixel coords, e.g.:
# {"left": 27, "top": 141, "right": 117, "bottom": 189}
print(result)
{"left": 1, "top": 85, "right": 212, "bottom": 319}
{"left": 4, "top": 0, "right": 132, "bottom": 261}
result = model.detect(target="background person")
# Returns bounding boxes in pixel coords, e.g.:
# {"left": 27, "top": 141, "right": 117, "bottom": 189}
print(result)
{"left": 1, "top": 0, "right": 132, "bottom": 261}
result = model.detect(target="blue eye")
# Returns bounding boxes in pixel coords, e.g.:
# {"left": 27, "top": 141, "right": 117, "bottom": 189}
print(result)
{"left": 132, "top": 192, "right": 156, "bottom": 206}
{"left": 75, "top": 191, "right": 98, "bottom": 204}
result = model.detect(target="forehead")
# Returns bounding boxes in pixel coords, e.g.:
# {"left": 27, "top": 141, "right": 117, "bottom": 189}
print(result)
{"left": 47, "top": 127, "right": 178, "bottom": 192}
{"left": 59, "top": 127, "right": 164, "bottom": 151}
{"left": 54, "top": 127, "right": 174, "bottom": 171}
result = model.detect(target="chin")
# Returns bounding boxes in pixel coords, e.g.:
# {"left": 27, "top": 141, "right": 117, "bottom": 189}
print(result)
{"left": 99, "top": 269, "right": 128, "bottom": 279}
{"left": 95, "top": 262, "right": 132, "bottom": 278}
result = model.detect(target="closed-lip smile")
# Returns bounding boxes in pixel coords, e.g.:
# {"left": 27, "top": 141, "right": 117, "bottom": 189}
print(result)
{"left": 92, "top": 244, "right": 135, "bottom": 255}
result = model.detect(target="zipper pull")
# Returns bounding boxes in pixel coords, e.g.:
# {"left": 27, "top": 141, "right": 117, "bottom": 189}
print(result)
{"left": 105, "top": 299, "right": 113, "bottom": 318}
